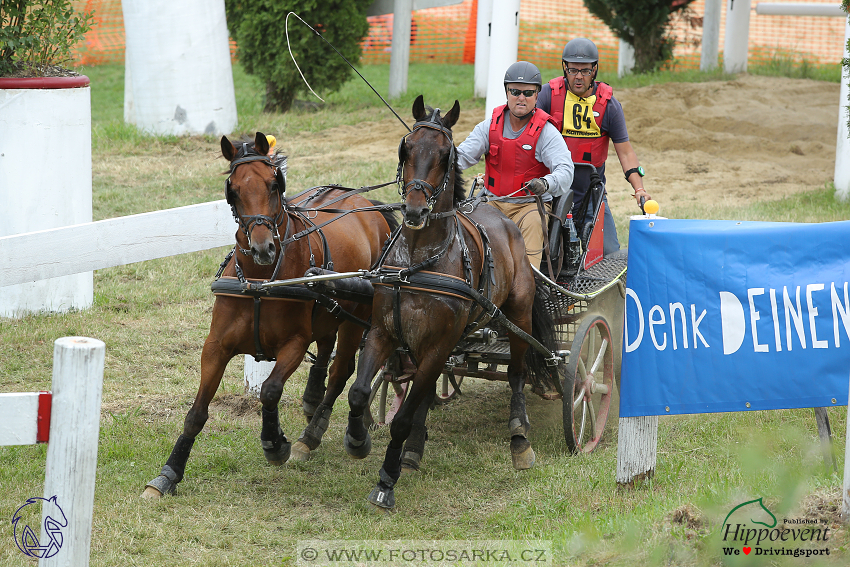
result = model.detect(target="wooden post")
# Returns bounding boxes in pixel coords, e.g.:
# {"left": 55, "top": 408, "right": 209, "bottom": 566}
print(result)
{"left": 724, "top": 0, "right": 752, "bottom": 73}
{"left": 813, "top": 407, "right": 835, "bottom": 471}
{"left": 700, "top": 0, "right": 721, "bottom": 71}
{"left": 388, "top": 0, "right": 413, "bottom": 98}
{"left": 843, "top": 372, "right": 850, "bottom": 523}
{"left": 244, "top": 356, "right": 274, "bottom": 398}
{"left": 616, "top": 415, "right": 658, "bottom": 487}
{"left": 40, "top": 337, "right": 105, "bottom": 567}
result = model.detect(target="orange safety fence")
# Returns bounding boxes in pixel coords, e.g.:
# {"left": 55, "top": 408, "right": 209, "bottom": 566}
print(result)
{"left": 71, "top": 0, "right": 847, "bottom": 70}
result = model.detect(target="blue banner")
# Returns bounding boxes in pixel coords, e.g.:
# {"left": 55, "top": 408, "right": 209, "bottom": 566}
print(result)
{"left": 620, "top": 218, "right": 850, "bottom": 417}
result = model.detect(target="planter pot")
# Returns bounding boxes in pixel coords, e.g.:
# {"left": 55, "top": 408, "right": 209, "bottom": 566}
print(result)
{"left": 0, "top": 75, "right": 93, "bottom": 318}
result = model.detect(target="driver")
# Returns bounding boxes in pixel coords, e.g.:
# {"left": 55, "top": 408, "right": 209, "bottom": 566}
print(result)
{"left": 536, "top": 37, "right": 650, "bottom": 255}
{"left": 456, "top": 61, "right": 574, "bottom": 269}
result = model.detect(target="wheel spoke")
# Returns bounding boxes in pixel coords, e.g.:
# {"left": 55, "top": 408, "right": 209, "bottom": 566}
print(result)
{"left": 577, "top": 400, "right": 587, "bottom": 443}
{"left": 441, "top": 374, "right": 450, "bottom": 397}
{"left": 589, "top": 338, "right": 609, "bottom": 375}
{"left": 378, "top": 380, "right": 389, "bottom": 423}
{"left": 588, "top": 395, "right": 597, "bottom": 438}
{"left": 573, "top": 386, "right": 586, "bottom": 411}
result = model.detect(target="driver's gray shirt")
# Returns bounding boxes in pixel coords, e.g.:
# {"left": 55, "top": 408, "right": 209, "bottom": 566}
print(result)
{"left": 456, "top": 108, "right": 574, "bottom": 203}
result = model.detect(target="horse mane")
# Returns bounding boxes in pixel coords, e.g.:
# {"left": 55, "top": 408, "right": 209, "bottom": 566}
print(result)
{"left": 421, "top": 106, "right": 466, "bottom": 207}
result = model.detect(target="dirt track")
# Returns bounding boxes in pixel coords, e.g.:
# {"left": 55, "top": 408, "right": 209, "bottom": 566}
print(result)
{"left": 301, "top": 75, "right": 841, "bottom": 222}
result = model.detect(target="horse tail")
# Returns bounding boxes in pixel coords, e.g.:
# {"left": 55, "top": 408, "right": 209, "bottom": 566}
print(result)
{"left": 525, "top": 280, "right": 561, "bottom": 393}
{"left": 368, "top": 199, "right": 400, "bottom": 233}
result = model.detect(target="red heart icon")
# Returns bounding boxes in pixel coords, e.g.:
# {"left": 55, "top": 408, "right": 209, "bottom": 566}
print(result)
{"left": 743, "top": 547, "right": 751, "bottom": 555}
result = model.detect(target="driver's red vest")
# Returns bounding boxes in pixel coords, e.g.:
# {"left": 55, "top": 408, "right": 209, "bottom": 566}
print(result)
{"left": 548, "top": 77, "right": 613, "bottom": 167}
{"left": 484, "top": 106, "right": 553, "bottom": 197}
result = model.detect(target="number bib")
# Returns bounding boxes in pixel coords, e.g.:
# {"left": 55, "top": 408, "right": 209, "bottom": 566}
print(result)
{"left": 562, "top": 91, "right": 602, "bottom": 138}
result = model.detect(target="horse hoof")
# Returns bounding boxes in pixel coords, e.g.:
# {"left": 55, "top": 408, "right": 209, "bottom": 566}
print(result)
{"left": 143, "top": 474, "right": 176, "bottom": 498}
{"left": 400, "top": 450, "right": 421, "bottom": 475}
{"left": 289, "top": 441, "right": 312, "bottom": 462}
{"left": 367, "top": 484, "right": 395, "bottom": 510}
{"left": 141, "top": 486, "right": 163, "bottom": 500}
{"left": 344, "top": 432, "right": 372, "bottom": 459}
{"left": 264, "top": 441, "right": 291, "bottom": 466}
{"left": 511, "top": 446, "right": 536, "bottom": 470}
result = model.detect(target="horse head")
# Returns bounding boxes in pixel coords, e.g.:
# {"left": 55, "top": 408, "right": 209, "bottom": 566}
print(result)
{"left": 398, "top": 95, "right": 461, "bottom": 229}
{"left": 221, "top": 132, "right": 287, "bottom": 266}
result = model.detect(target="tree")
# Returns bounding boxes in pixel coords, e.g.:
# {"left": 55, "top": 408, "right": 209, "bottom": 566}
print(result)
{"left": 225, "top": 0, "right": 372, "bottom": 113}
{"left": 582, "top": 0, "right": 698, "bottom": 73}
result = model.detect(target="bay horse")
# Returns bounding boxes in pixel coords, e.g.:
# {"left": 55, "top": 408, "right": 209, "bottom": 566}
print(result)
{"left": 143, "top": 132, "right": 395, "bottom": 498}
{"left": 343, "top": 97, "right": 559, "bottom": 509}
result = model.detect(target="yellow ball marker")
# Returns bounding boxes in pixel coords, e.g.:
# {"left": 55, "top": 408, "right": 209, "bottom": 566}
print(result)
{"left": 266, "top": 135, "right": 276, "bottom": 151}
{"left": 643, "top": 200, "right": 659, "bottom": 215}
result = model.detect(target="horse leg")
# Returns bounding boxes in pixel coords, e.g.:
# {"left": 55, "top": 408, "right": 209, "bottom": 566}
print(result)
{"left": 291, "top": 323, "right": 359, "bottom": 461}
{"left": 507, "top": 334, "right": 535, "bottom": 470}
{"left": 143, "top": 339, "right": 232, "bottom": 498}
{"left": 400, "top": 385, "right": 435, "bottom": 474}
{"left": 345, "top": 326, "right": 394, "bottom": 459}
{"left": 301, "top": 333, "right": 334, "bottom": 421}
{"left": 367, "top": 375, "right": 437, "bottom": 510}
{"left": 259, "top": 339, "right": 308, "bottom": 465}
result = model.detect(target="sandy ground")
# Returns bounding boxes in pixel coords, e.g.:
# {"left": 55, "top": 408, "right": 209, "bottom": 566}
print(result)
{"left": 308, "top": 75, "right": 842, "bottom": 222}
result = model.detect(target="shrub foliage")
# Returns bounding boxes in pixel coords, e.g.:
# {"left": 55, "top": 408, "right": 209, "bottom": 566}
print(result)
{"left": 582, "top": 0, "right": 697, "bottom": 73}
{"left": 225, "top": 0, "right": 372, "bottom": 113}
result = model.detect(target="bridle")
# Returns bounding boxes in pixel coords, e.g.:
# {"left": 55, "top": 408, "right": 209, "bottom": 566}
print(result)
{"left": 225, "top": 143, "right": 287, "bottom": 255}
{"left": 396, "top": 110, "right": 456, "bottom": 215}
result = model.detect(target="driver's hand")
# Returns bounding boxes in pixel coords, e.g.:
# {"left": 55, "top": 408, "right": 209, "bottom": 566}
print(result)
{"left": 634, "top": 187, "right": 650, "bottom": 203}
{"left": 524, "top": 177, "right": 548, "bottom": 196}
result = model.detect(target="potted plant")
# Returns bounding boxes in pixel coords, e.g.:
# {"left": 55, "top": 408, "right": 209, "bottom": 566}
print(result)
{"left": 0, "top": 1, "right": 95, "bottom": 317}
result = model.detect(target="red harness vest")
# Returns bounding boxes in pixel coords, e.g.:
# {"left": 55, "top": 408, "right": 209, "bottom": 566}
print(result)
{"left": 548, "top": 77, "right": 612, "bottom": 167}
{"left": 484, "top": 106, "right": 553, "bottom": 197}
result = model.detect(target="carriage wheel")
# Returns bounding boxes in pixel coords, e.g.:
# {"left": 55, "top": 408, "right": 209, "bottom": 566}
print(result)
{"left": 433, "top": 372, "right": 463, "bottom": 405}
{"left": 563, "top": 314, "right": 615, "bottom": 454}
{"left": 366, "top": 367, "right": 409, "bottom": 428}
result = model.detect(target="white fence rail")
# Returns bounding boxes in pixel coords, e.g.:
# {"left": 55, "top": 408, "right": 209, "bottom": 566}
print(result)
{"left": 0, "top": 200, "right": 234, "bottom": 288}
{"left": 2, "top": 337, "right": 105, "bottom": 566}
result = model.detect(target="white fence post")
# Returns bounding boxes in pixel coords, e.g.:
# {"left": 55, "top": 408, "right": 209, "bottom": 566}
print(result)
{"left": 473, "top": 0, "right": 493, "bottom": 98}
{"left": 618, "top": 39, "right": 635, "bottom": 77}
{"left": 836, "top": 18, "right": 850, "bottom": 201}
{"left": 724, "top": 0, "right": 752, "bottom": 73}
{"left": 616, "top": 415, "right": 658, "bottom": 486}
{"left": 389, "top": 0, "right": 414, "bottom": 98}
{"left": 40, "top": 337, "right": 105, "bottom": 567}
{"left": 244, "top": 356, "right": 275, "bottom": 398}
{"left": 701, "top": 0, "right": 722, "bottom": 71}
{"left": 484, "top": 0, "right": 520, "bottom": 118}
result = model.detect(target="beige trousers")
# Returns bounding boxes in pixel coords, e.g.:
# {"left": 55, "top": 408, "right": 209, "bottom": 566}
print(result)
{"left": 487, "top": 200, "right": 551, "bottom": 269}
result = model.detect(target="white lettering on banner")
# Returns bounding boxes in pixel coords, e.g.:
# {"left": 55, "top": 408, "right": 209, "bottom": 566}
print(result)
{"left": 627, "top": 283, "right": 850, "bottom": 355}
{"left": 624, "top": 288, "right": 644, "bottom": 353}
{"left": 831, "top": 282, "right": 850, "bottom": 347}
{"left": 649, "top": 305, "right": 667, "bottom": 350}
{"left": 720, "top": 291, "right": 746, "bottom": 355}
{"left": 625, "top": 288, "right": 709, "bottom": 353}
{"left": 748, "top": 288, "right": 769, "bottom": 353}
{"left": 807, "top": 284, "right": 828, "bottom": 348}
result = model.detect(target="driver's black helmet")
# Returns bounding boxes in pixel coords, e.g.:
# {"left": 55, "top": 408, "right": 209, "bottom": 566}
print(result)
{"left": 562, "top": 38, "right": 599, "bottom": 64}
{"left": 503, "top": 61, "right": 542, "bottom": 88}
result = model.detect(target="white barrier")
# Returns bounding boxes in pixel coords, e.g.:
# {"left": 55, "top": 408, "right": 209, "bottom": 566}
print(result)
{"left": 755, "top": 2, "right": 845, "bottom": 17}
{"left": 2, "top": 337, "right": 105, "bottom": 566}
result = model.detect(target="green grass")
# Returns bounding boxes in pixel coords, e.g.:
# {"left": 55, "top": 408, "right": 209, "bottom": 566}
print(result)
{"left": 1, "top": 62, "right": 849, "bottom": 566}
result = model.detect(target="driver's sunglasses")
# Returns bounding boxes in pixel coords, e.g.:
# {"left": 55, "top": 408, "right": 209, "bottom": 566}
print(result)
{"left": 508, "top": 88, "right": 538, "bottom": 97}
{"left": 566, "top": 67, "right": 594, "bottom": 76}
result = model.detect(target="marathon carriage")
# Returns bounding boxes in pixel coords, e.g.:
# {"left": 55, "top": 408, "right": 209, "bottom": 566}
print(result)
{"left": 361, "top": 162, "right": 628, "bottom": 455}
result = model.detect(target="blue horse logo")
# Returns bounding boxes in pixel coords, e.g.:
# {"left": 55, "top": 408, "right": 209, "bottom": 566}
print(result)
{"left": 12, "top": 495, "right": 67, "bottom": 559}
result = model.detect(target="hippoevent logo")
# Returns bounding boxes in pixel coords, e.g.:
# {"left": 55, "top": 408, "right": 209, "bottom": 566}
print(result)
{"left": 11, "top": 495, "right": 67, "bottom": 559}
{"left": 721, "top": 497, "right": 831, "bottom": 558}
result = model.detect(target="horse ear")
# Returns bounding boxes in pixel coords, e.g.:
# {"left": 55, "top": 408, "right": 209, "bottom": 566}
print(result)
{"left": 221, "top": 135, "right": 236, "bottom": 161}
{"left": 442, "top": 100, "right": 460, "bottom": 129}
{"left": 412, "top": 95, "right": 426, "bottom": 122}
{"left": 255, "top": 131, "right": 270, "bottom": 156}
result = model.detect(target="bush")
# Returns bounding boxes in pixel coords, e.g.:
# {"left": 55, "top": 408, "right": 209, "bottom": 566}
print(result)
{"left": 225, "top": 0, "right": 372, "bottom": 113}
{"left": 0, "top": 0, "right": 93, "bottom": 77}
{"left": 582, "top": 0, "right": 697, "bottom": 74}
